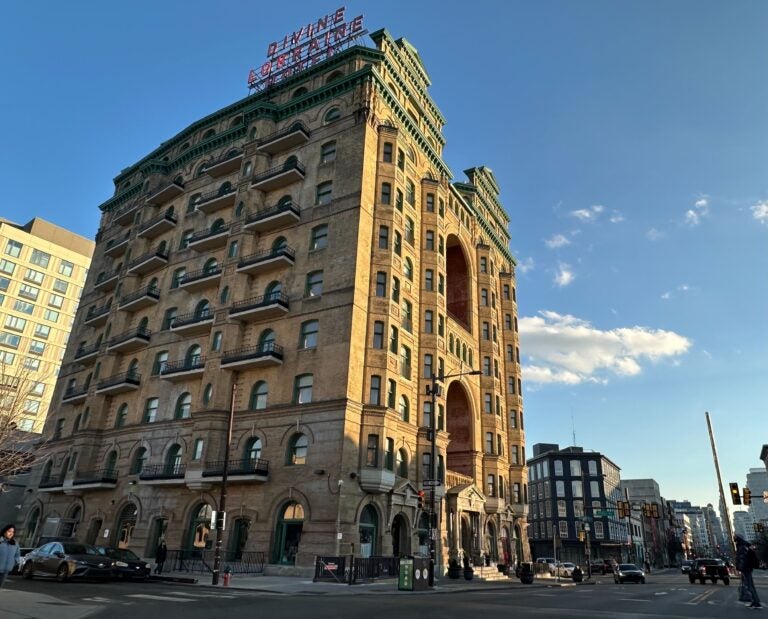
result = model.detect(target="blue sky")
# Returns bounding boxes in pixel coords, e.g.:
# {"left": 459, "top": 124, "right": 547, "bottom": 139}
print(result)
{"left": 2, "top": 1, "right": 766, "bottom": 510}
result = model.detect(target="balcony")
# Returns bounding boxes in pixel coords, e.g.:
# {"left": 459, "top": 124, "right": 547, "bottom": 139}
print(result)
{"left": 104, "top": 233, "right": 130, "bottom": 257}
{"left": 62, "top": 384, "right": 89, "bottom": 405}
{"left": 138, "top": 463, "right": 187, "bottom": 485}
{"left": 220, "top": 342, "right": 283, "bottom": 370}
{"left": 359, "top": 468, "right": 396, "bottom": 494}
{"left": 84, "top": 302, "right": 111, "bottom": 327}
{"left": 195, "top": 185, "right": 237, "bottom": 214}
{"left": 146, "top": 180, "right": 184, "bottom": 206}
{"left": 119, "top": 284, "right": 160, "bottom": 312}
{"left": 446, "top": 470, "right": 474, "bottom": 490}
{"left": 93, "top": 269, "right": 120, "bottom": 292}
{"left": 187, "top": 224, "right": 230, "bottom": 252}
{"left": 112, "top": 201, "right": 140, "bottom": 226}
{"left": 236, "top": 246, "right": 295, "bottom": 276}
{"left": 201, "top": 458, "right": 269, "bottom": 483}
{"left": 72, "top": 468, "right": 118, "bottom": 490}
{"left": 177, "top": 265, "right": 222, "bottom": 292}
{"left": 127, "top": 247, "right": 169, "bottom": 275}
{"left": 204, "top": 149, "right": 244, "bottom": 178}
{"left": 38, "top": 474, "right": 66, "bottom": 491}
{"left": 106, "top": 326, "right": 151, "bottom": 353}
{"left": 96, "top": 371, "right": 141, "bottom": 396}
{"left": 160, "top": 356, "right": 206, "bottom": 382}
{"left": 257, "top": 122, "right": 310, "bottom": 154}
{"left": 228, "top": 292, "right": 289, "bottom": 323}
{"left": 250, "top": 159, "right": 305, "bottom": 192}
{"left": 137, "top": 208, "right": 177, "bottom": 239}
{"left": 170, "top": 307, "right": 215, "bottom": 336}
{"left": 243, "top": 202, "right": 301, "bottom": 233}
{"left": 73, "top": 341, "right": 101, "bottom": 365}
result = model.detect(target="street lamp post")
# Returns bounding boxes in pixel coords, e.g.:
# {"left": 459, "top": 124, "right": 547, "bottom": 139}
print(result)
{"left": 211, "top": 382, "right": 237, "bottom": 585}
{"left": 426, "top": 369, "right": 481, "bottom": 587}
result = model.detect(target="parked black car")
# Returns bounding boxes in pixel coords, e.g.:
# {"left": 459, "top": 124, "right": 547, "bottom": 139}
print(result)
{"left": 689, "top": 558, "right": 730, "bottom": 585}
{"left": 614, "top": 563, "right": 646, "bottom": 584}
{"left": 680, "top": 559, "right": 694, "bottom": 574}
{"left": 95, "top": 547, "right": 151, "bottom": 580}
{"left": 22, "top": 541, "right": 114, "bottom": 581}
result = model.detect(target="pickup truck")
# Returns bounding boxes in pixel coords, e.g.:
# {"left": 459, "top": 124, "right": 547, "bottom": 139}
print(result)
{"left": 688, "top": 558, "right": 730, "bottom": 585}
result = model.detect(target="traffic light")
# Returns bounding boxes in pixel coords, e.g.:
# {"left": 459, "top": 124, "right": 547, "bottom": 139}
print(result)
{"left": 730, "top": 483, "right": 742, "bottom": 505}
{"left": 417, "top": 490, "right": 425, "bottom": 511}
{"left": 743, "top": 488, "right": 752, "bottom": 505}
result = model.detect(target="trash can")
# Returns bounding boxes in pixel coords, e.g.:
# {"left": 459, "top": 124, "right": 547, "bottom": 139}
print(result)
{"left": 398, "top": 558, "right": 414, "bottom": 591}
{"left": 412, "top": 557, "right": 430, "bottom": 590}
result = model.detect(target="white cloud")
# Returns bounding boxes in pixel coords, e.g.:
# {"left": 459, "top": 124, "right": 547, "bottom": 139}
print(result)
{"left": 646, "top": 228, "right": 665, "bottom": 241}
{"left": 685, "top": 195, "right": 710, "bottom": 226}
{"left": 751, "top": 200, "right": 768, "bottom": 224}
{"left": 677, "top": 284, "right": 690, "bottom": 292}
{"left": 609, "top": 211, "right": 625, "bottom": 223}
{"left": 519, "top": 310, "right": 691, "bottom": 385}
{"left": 695, "top": 198, "right": 709, "bottom": 209}
{"left": 553, "top": 263, "right": 574, "bottom": 287}
{"left": 660, "top": 291, "right": 671, "bottom": 300}
{"left": 517, "top": 257, "right": 535, "bottom": 274}
{"left": 545, "top": 234, "right": 571, "bottom": 249}
{"left": 684, "top": 209, "right": 701, "bottom": 226}
{"left": 571, "top": 205, "right": 604, "bottom": 222}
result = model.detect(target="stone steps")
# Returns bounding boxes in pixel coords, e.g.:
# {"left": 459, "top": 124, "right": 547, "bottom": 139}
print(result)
{"left": 471, "top": 566, "right": 511, "bottom": 581}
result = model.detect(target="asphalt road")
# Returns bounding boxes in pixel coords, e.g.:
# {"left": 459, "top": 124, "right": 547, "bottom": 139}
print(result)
{"left": 2, "top": 571, "right": 765, "bottom": 619}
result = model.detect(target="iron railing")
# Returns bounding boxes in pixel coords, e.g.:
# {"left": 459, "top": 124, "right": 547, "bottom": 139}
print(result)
{"left": 221, "top": 342, "right": 283, "bottom": 365}
{"left": 166, "top": 549, "right": 265, "bottom": 574}
{"left": 238, "top": 246, "right": 295, "bottom": 268}
{"left": 139, "top": 463, "right": 186, "bottom": 480}
{"left": 120, "top": 285, "right": 160, "bottom": 306}
{"left": 202, "top": 458, "right": 269, "bottom": 477}
{"left": 258, "top": 122, "right": 309, "bottom": 146}
{"left": 197, "top": 185, "right": 236, "bottom": 206}
{"left": 161, "top": 356, "right": 206, "bottom": 375}
{"left": 39, "top": 474, "right": 66, "bottom": 489}
{"left": 74, "top": 341, "right": 101, "bottom": 358}
{"left": 73, "top": 468, "right": 118, "bottom": 485}
{"left": 97, "top": 371, "right": 141, "bottom": 390}
{"left": 85, "top": 302, "right": 111, "bottom": 321}
{"left": 229, "top": 292, "right": 289, "bottom": 313}
{"left": 251, "top": 159, "right": 306, "bottom": 184}
{"left": 172, "top": 308, "right": 216, "bottom": 328}
{"left": 128, "top": 248, "right": 169, "bottom": 269}
{"left": 189, "top": 224, "right": 230, "bottom": 243}
{"left": 245, "top": 202, "right": 300, "bottom": 225}
{"left": 179, "top": 266, "right": 222, "bottom": 286}
{"left": 139, "top": 209, "right": 177, "bottom": 232}
{"left": 63, "top": 384, "right": 89, "bottom": 399}
{"left": 108, "top": 326, "right": 151, "bottom": 347}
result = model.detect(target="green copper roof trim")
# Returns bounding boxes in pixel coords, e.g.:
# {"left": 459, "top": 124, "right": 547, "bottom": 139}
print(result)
{"left": 454, "top": 181, "right": 509, "bottom": 236}
{"left": 97, "top": 183, "right": 145, "bottom": 214}
{"left": 464, "top": 166, "right": 509, "bottom": 226}
{"left": 449, "top": 183, "right": 515, "bottom": 265}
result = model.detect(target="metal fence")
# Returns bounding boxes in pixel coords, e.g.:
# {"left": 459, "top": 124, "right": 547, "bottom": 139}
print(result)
{"left": 313, "top": 555, "right": 400, "bottom": 584}
{"left": 167, "top": 549, "right": 265, "bottom": 574}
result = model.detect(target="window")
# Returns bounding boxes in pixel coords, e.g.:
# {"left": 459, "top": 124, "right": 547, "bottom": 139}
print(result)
{"left": 53, "top": 279, "right": 68, "bottom": 294}
{"left": 423, "top": 354, "right": 433, "bottom": 378}
{"left": 245, "top": 437, "right": 262, "bottom": 461}
{"left": 393, "top": 231, "right": 402, "bottom": 256}
{"left": 422, "top": 401, "right": 432, "bottom": 428}
{"left": 378, "top": 226, "right": 389, "bottom": 249}
{"left": 483, "top": 356, "right": 491, "bottom": 376}
{"left": 484, "top": 393, "right": 492, "bottom": 413}
{"left": 588, "top": 460, "right": 598, "bottom": 476}
{"left": 227, "top": 241, "right": 239, "bottom": 258}
{"left": 570, "top": 460, "right": 582, "bottom": 476}
{"left": 299, "top": 320, "right": 319, "bottom": 348}
{"left": 387, "top": 379, "right": 396, "bottom": 408}
{"left": 366, "top": 434, "right": 379, "bottom": 466}
{"left": 424, "top": 310, "right": 433, "bottom": 333}
{"left": 316, "top": 181, "right": 333, "bottom": 205}
{"left": 398, "top": 395, "right": 410, "bottom": 422}
{"left": 503, "top": 284, "right": 510, "bottom": 300}
{"left": 23, "top": 399, "right": 40, "bottom": 415}
{"left": 171, "top": 268, "right": 186, "bottom": 289}
{"left": 320, "top": 141, "right": 336, "bottom": 163}
{"left": 375, "top": 271, "right": 387, "bottom": 297}
{"left": 397, "top": 149, "right": 405, "bottom": 171}
{"left": 425, "top": 231, "right": 434, "bottom": 251}
{"left": 201, "top": 383, "right": 213, "bottom": 405}
{"left": 511, "top": 445, "right": 519, "bottom": 464}
{"left": 380, "top": 182, "right": 392, "bottom": 205}
{"left": 438, "top": 235, "right": 444, "bottom": 255}
{"left": 193, "top": 439, "right": 204, "bottom": 460}
{"left": 131, "top": 447, "right": 147, "bottom": 473}
{"left": 5, "top": 240, "right": 22, "bottom": 257}
{"left": 294, "top": 374, "right": 313, "bottom": 404}
{"left": 404, "top": 217, "right": 415, "bottom": 245}
{"left": 42, "top": 308, "right": 58, "bottom": 321}
{"left": 554, "top": 460, "right": 563, "bottom": 476}
{"left": 437, "top": 314, "right": 444, "bottom": 337}
{"left": 161, "top": 307, "right": 177, "bottom": 330}
{"left": 481, "top": 289, "right": 489, "bottom": 306}
{"left": 480, "top": 257, "right": 487, "bottom": 273}
{"left": 395, "top": 189, "right": 404, "bottom": 211}
{"left": 306, "top": 271, "right": 323, "bottom": 297}
{"left": 22, "top": 356, "right": 37, "bottom": 369}
{"left": 0, "top": 333, "right": 20, "bottom": 348}
{"left": 426, "top": 193, "right": 435, "bottom": 212}
{"left": 323, "top": 107, "right": 341, "bottom": 123}
{"left": 391, "top": 276, "right": 400, "bottom": 302}
{"left": 372, "top": 321, "right": 384, "bottom": 348}
{"left": 369, "top": 375, "right": 382, "bottom": 405}
{"left": 180, "top": 229, "right": 194, "bottom": 249}
{"left": 144, "top": 398, "right": 159, "bottom": 423}
{"left": 405, "top": 179, "right": 416, "bottom": 206}
{"left": 31, "top": 381, "right": 45, "bottom": 396}
{"left": 29, "top": 340, "right": 45, "bottom": 355}
{"left": 248, "top": 380, "right": 268, "bottom": 410}
{"left": 0, "top": 277, "right": 8, "bottom": 291}
{"left": 289, "top": 434, "right": 308, "bottom": 464}
{"left": 175, "top": 392, "right": 192, "bottom": 419}
{"left": 559, "top": 521, "right": 569, "bottom": 538}
{"left": 382, "top": 142, "right": 393, "bottom": 163}
{"left": 310, "top": 225, "right": 328, "bottom": 250}
{"left": 0, "top": 260, "right": 15, "bottom": 275}
{"left": 30, "top": 249, "right": 51, "bottom": 268}
{"left": 49, "top": 294, "right": 64, "bottom": 308}
{"left": 389, "top": 325, "right": 399, "bottom": 353}
{"left": 510, "top": 410, "right": 518, "bottom": 429}
{"left": 211, "top": 331, "right": 223, "bottom": 352}
{"left": 25, "top": 268, "right": 44, "bottom": 284}
{"left": 59, "top": 260, "right": 74, "bottom": 277}
{"left": 425, "top": 269, "right": 434, "bottom": 291}
{"left": 400, "top": 345, "right": 411, "bottom": 379}
{"left": 5, "top": 315, "right": 27, "bottom": 332}
{"left": 594, "top": 522, "right": 604, "bottom": 538}
{"left": 485, "top": 432, "right": 494, "bottom": 454}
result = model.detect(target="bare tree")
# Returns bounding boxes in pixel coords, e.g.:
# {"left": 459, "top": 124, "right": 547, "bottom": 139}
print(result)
{"left": 0, "top": 360, "right": 48, "bottom": 479}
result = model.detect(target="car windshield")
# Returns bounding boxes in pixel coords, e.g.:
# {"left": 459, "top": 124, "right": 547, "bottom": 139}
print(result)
{"left": 619, "top": 564, "right": 638, "bottom": 571}
{"left": 102, "top": 548, "right": 140, "bottom": 561}
{"left": 683, "top": 560, "right": 693, "bottom": 565}
{"left": 62, "top": 543, "right": 99, "bottom": 555}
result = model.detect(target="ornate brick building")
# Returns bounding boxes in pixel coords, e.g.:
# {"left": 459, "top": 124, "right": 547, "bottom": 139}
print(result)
{"left": 20, "top": 24, "right": 528, "bottom": 573}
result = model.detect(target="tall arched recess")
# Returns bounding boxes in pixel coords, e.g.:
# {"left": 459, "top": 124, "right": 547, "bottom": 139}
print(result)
{"left": 446, "top": 235, "right": 470, "bottom": 329}
{"left": 445, "top": 381, "right": 474, "bottom": 478}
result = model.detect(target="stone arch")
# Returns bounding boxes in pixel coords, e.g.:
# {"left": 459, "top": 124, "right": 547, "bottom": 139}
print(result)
{"left": 445, "top": 234, "right": 471, "bottom": 328}
{"left": 445, "top": 380, "right": 475, "bottom": 478}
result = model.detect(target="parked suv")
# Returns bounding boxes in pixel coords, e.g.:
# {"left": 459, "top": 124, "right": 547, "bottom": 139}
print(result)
{"left": 535, "top": 557, "right": 557, "bottom": 575}
{"left": 591, "top": 558, "right": 618, "bottom": 575}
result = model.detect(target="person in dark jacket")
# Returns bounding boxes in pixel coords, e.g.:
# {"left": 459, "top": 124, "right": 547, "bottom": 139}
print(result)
{"left": 737, "top": 535, "right": 762, "bottom": 608}
{"left": 0, "top": 524, "right": 21, "bottom": 588}
{"left": 154, "top": 540, "right": 168, "bottom": 575}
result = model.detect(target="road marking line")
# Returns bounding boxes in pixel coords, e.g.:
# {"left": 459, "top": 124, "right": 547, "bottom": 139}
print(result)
{"left": 165, "top": 591, "right": 237, "bottom": 598}
{"left": 126, "top": 594, "right": 195, "bottom": 602}
{"left": 687, "top": 589, "right": 716, "bottom": 605}
{"left": 618, "top": 598, "right": 651, "bottom": 603}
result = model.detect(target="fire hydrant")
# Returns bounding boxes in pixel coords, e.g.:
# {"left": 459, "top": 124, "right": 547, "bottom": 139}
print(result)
{"left": 222, "top": 568, "right": 231, "bottom": 587}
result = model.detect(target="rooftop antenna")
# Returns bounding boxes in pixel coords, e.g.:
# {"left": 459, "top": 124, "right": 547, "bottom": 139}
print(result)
{"left": 571, "top": 411, "right": 577, "bottom": 447}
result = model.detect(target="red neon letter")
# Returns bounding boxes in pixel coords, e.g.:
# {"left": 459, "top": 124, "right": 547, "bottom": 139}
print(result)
{"left": 350, "top": 15, "right": 363, "bottom": 32}
{"left": 333, "top": 7, "right": 345, "bottom": 23}
{"left": 267, "top": 42, "right": 278, "bottom": 56}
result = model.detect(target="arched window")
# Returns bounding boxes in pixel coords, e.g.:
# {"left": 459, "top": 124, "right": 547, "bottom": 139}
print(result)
{"left": 235, "top": 201, "right": 245, "bottom": 217}
{"left": 288, "top": 434, "right": 308, "bottom": 465}
{"left": 244, "top": 437, "right": 262, "bottom": 462}
{"left": 202, "top": 383, "right": 213, "bottom": 405}
{"left": 166, "top": 444, "right": 182, "bottom": 474}
{"left": 211, "top": 331, "right": 223, "bottom": 352}
{"left": 73, "top": 413, "right": 82, "bottom": 432}
{"left": 131, "top": 447, "right": 147, "bottom": 474}
{"left": 185, "top": 345, "right": 202, "bottom": 366}
{"left": 194, "top": 299, "right": 211, "bottom": 317}
{"left": 396, "top": 449, "right": 408, "bottom": 477}
{"left": 202, "top": 128, "right": 216, "bottom": 140}
{"left": 211, "top": 218, "right": 226, "bottom": 232}
{"left": 249, "top": 381, "right": 268, "bottom": 410}
{"left": 127, "top": 359, "right": 139, "bottom": 378}
{"left": 115, "top": 403, "right": 128, "bottom": 428}
{"left": 324, "top": 107, "right": 341, "bottom": 124}
{"left": 242, "top": 161, "right": 252, "bottom": 177}
{"left": 203, "top": 257, "right": 218, "bottom": 273}
{"left": 41, "top": 460, "right": 53, "bottom": 482}
{"left": 220, "top": 286, "right": 230, "bottom": 303}
{"left": 292, "top": 86, "right": 308, "bottom": 99}
{"left": 327, "top": 70, "right": 344, "bottom": 83}
{"left": 187, "top": 194, "right": 201, "bottom": 213}
{"left": 175, "top": 392, "right": 192, "bottom": 419}
{"left": 219, "top": 181, "right": 232, "bottom": 195}
{"left": 152, "top": 350, "right": 168, "bottom": 375}
{"left": 258, "top": 329, "right": 276, "bottom": 352}
{"left": 265, "top": 281, "right": 282, "bottom": 299}
{"left": 404, "top": 257, "right": 413, "bottom": 281}
{"left": 138, "top": 316, "right": 149, "bottom": 332}
{"left": 105, "top": 450, "right": 118, "bottom": 475}
{"left": 272, "top": 236, "right": 288, "bottom": 252}
{"left": 278, "top": 195, "right": 293, "bottom": 207}
{"left": 398, "top": 395, "right": 410, "bottom": 422}
{"left": 294, "top": 374, "right": 313, "bottom": 404}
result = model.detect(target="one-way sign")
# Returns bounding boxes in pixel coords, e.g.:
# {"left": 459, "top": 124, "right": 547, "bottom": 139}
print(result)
{"left": 423, "top": 480, "right": 442, "bottom": 487}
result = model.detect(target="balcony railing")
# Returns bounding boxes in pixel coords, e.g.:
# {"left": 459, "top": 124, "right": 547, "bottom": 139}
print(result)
{"left": 228, "top": 292, "right": 289, "bottom": 321}
{"left": 160, "top": 356, "right": 206, "bottom": 376}
{"left": 250, "top": 159, "right": 306, "bottom": 192}
{"left": 119, "top": 284, "right": 160, "bottom": 309}
{"left": 104, "top": 232, "right": 130, "bottom": 256}
{"left": 96, "top": 371, "right": 141, "bottom": 391}
{"left": 39, "top": 474, "right": 66, "bottom": 489}
{"left": 257, "top": 122, "right": 310, "bottom": 154}
{"left": 202, "top": 458, "right": 269, "bottom": 477}
{"left": 138, "top": 209, "right": 177, "bottom": 238}
{"left": 446, "top": 470, "right": 474, "bottom": 489}
{"left": 172, "top": 308, "right": 215, "bottom": 329}
{"left": 178, "top": 266, "right": 222, "bottom": 288}
{"left": 62, "top": 384, "right": 89, "bottom": 401}
{"left": 94, "top": 269, "right": 120, "bottom": 290}
{"left": 146, "top": 180, "right": 185, "bottom": 206}
{"left": 107, "top": 326, "right": 151, "bottom": 350}
{"left": 195, "top": 185, "right": 237, "bottom": 214}
{"left": 112, "top": 201, "right": 139, "bottom": 225}
{"left": 85, "top": 302, "right": 111, "bottom": 324}
{"left": 139, "top": 463, "right": 186, "bottom": 480}
{"left": 187, "top": 224, "right": 230, "bottom": 251}
{"left": 221, "top": 342, "right": 283, "bottom": 366}
{"left": 74, "top": 341, "right": 101, "bottom": 360}
{"left": 127, "top": 248, "right": 169, "bottom": 275}
{"left": 243, "top": 202, "right": 301, "bottom": 232}
{"left": 203, "top": 149, "right": 243, "bottom": 177}
{"left": 236, "top": 246, "right": 295, "bottom": 274}
{"left": 72, "top": 468, "right": 118, "bottom": 486}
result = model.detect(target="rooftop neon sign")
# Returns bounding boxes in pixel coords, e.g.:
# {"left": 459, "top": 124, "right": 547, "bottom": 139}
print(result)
{"left": 248, "top": 6, "right": 366, "bottom": 91}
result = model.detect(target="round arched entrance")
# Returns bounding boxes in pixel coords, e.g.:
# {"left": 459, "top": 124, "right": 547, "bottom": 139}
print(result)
{"left": 391, "top": 513, "right": 410, "bottom": 557}
{"left": 486, "top": 521, "right": 498, "bottom": 562}
{"left": 445, "top": 382, "right": 473, "bottom": 477}
{"left": 273, "top": 502, "right": 304, "bottom": 565}
{"left": 358, "top": 505, "right": 378, "bottom": 558}
{"left": 115, "top": 503, "right": 138, "bottom": 548}
{"left": 186, "top": 503, "right": 213, "bottom": 551}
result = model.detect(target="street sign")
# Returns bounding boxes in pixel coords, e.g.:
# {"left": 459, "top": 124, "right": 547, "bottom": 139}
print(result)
{"left": 596, "top": 509, "right": 615, "bottom": 517}
{"left": 423, "top": 479, "right": 442, "bottom": 487}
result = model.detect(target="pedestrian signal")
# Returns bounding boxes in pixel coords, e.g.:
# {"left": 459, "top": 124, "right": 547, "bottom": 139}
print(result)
{"left": 730, "top": 483, "right": 742, "bottom": 505}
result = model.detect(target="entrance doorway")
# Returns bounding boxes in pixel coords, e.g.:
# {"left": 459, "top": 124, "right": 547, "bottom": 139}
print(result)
{"left": 115, "top": 504, "right": 137, "bottom": 549}
{"left": 358, "top": 506, "right": 377, "bottom": 558}
{"left": 187, "top": 503, "right": 213, "bottom": 551}
{"left": 273, "top": 502, "right": 304, "bottom": 565}
{"left": 392, "top": 513, "right": 409, "bottom": 557}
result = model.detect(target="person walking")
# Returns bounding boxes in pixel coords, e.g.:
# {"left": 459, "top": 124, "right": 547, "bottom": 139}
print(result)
{"left": 154, "top": 540, "right": 167, "bottom": 575}
{"left": 737, "top": 534, "right": 762, "bottom": 609}
{"left": 0, "top": 524, "right": 21, "bottom": 589}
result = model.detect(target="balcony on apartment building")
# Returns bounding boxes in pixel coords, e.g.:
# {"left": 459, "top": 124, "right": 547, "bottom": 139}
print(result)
{"left": 204, "top": 149, "right": 244, "bottom": 178}
{"left": 220, "top": 342, "right": 283, "bottom": 370}
{"left": 95, "top": 371, "right": 141, "bottom": 396}
{"left": 256, "top": 122, "right": 310, "bottom": 155}
{"left": 93, "top": 268, "right": 121, "bottom": 292}
{"left": 138, "top": 463, "right": 187, "bottom": 485}
{"left": 145, "top": 180, "right": 185, "bottom": 206}
{"left": 195, "top": 183, "right": 236, "bottom": 215}
{"left": 236, "top": 246, "right": 295, "bottom": 276}
{"left": 250, "top": 159, "right": 306, "bottom": 192}
{"left": 73, "top": 341, "right": 101, "bottom": 365}
{"left": 187, "top": 223, "right": 230, "bottom": 252}
{"left": 243, "top": 201, "right": 301, "bottom": 233}
{"left": 228, "top": 292, "right": 289, "bottom": 323}
{"left": 71, "top": 467, "right": 118, "bottom": 490}
{"left": 159, "top": 355, "right": 206, "bottom": 382}
{"left": 170, "top": 307, "right": 215, "bottom": 336}
{"left": 111, "top": 201, "right": 140, "bottom": 226}
{"left": 84, "top": 301, "right": 112, "bottom": 327}
{"left": 104, "top": 232, "right": 131, "bottom": 258}
{"left": 118, "top": 284, "right": 160, "bottom": 312}
{"left": 177, "top": 265, "right": 222, "bottom": 292}
{"left": 126, "top": 247, "right": 169, "bottom": 276}
{"left": 201, "top": 458, "right": 269, "bottom": 483}
{"left": 137, "top": 208, "right": 177, "bottom": 239}
{"left": 106, "top": 326, "right": 151, "bottom": 354}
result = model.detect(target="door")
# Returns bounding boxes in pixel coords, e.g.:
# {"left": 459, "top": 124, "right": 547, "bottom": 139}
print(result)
{"left": 273, "top": 502, "right": 304, "bottom": 565}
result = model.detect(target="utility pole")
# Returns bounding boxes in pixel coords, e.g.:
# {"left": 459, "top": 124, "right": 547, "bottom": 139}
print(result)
{"left": 212, "top": 382, "right": 236, "bottom": 585}
{"left": 624, "top": 487, "right": 634, "bottom": 563}
{"left": 705, "top": 411, "right": 737, "bottom": 559}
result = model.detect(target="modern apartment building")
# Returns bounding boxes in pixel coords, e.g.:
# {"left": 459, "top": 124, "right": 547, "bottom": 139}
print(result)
{"left": 0, "top": 217, "right": 93, "bottom": 433}
{"left": 527, "top": 444, "right": 632, "bottom": 564}
{"left": 746, "top": 468, "right": 768, "bottom": 528}
{"left": 20, "top": 22, "right": 528, "bottom": 571}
